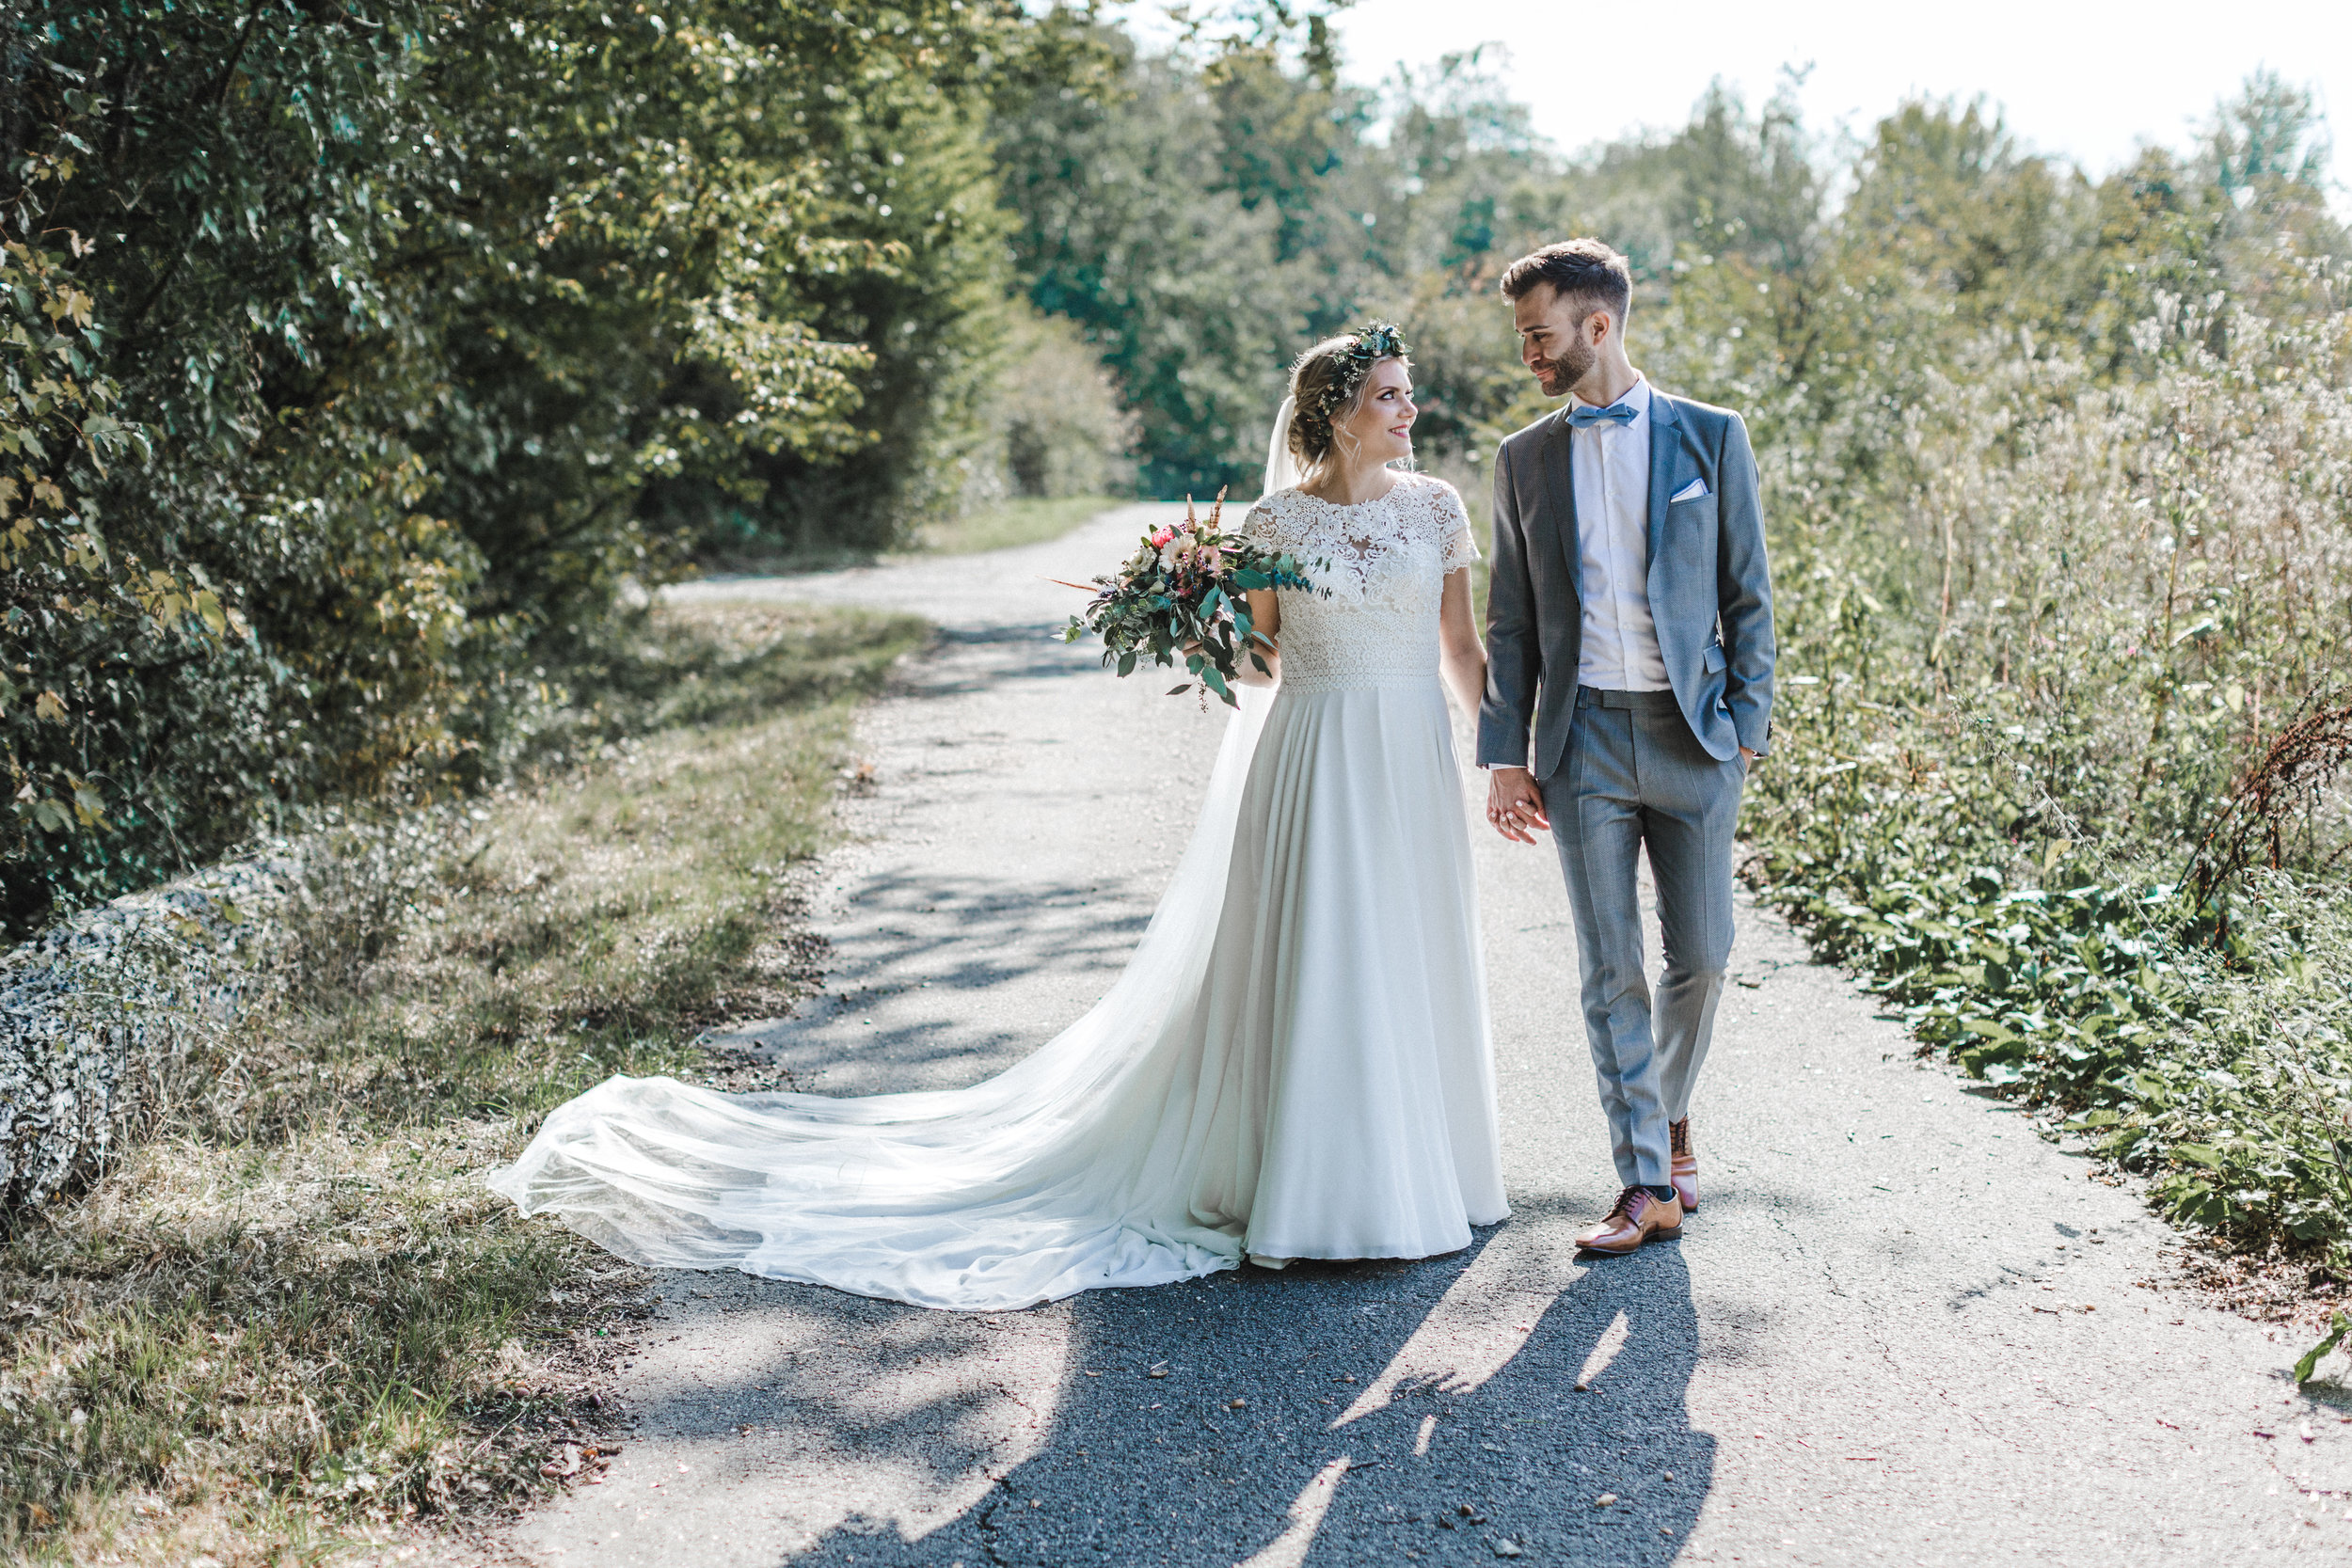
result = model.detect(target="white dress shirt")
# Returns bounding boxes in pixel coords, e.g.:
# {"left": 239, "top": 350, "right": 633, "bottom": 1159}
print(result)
{"left": 1569, "top": 375, "right": 1670, "bottom": 691}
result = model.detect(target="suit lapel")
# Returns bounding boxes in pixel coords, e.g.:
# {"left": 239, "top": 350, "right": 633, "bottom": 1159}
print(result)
{"left": 1645, "top": 389, "right": 1681, "bottom": 573}
{"left": 1541, "top": 410, "right": 1581, "bottom": 614}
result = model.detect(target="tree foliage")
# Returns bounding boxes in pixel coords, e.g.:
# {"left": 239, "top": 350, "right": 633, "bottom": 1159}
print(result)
{"left": 3, "top": 0, "right": 1034, "bottom": 933}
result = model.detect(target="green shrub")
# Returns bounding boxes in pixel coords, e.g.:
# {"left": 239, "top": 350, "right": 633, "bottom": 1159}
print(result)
{"left": 2, "top": 0, "right": 1041, "bottom": 938}
{"left": 1729, "top": 293, "right": 2352, "bottom": 1265}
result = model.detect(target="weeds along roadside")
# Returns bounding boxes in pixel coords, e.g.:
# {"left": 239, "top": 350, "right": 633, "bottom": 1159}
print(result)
{"left": 1745, "top": 678, "right": 2352, "bottom": 1291}
{"left": 913, "top": 494, "right": 1124, "bottom": 557}
{"left": 0, "top": 601, "right": 928, "bottom": 1564}
{"left": 1736, "top": 310, "right": 2352, "bottom": 1326}
{"left": 1725, "top": 275, "right": 2352, "bottom": 1316}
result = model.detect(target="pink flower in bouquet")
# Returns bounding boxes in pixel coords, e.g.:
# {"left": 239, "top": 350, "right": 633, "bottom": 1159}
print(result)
{"left": 1060, "top": 485, "right": 1322, "bottom": 707}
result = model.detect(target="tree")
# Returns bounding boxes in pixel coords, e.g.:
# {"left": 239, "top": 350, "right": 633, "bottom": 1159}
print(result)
{"left": 1, "top": 0, "right": 1045, "bottom": 933}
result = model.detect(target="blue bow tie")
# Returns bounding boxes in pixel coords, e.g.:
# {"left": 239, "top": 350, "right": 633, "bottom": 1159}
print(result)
{"left": 1567, "top": 401, "right": 1638, "bottom": 430}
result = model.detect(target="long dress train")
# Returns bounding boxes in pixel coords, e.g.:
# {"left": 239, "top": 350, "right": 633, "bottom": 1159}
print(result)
{"left": 485, "top": 471, "right": 1507, "bottom": 1310}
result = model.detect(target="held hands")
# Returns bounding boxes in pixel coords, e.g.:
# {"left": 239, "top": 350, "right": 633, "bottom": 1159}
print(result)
{"left": 1486, "top": 751, "right": 1758, "bottom": 842}
{"left": 1485, "top": 767, "right": 1549, "bottom": 845}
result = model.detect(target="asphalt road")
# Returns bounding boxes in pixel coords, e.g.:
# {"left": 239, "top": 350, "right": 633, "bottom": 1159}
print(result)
{"left": 487, "top": 505, "right": 2352, "bottom": 1568}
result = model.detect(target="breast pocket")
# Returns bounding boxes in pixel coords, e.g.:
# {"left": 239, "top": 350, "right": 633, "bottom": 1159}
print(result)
{"left": 1662, "top": 487, "right": 1719, "bottom": 578}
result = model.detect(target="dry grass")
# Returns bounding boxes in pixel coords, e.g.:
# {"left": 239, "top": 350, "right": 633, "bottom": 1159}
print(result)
{"left": 908, "top": 494, "right": 1120, "bottom": 555}
{"left": 0, "top": 601, "right": 928, "bottom": 1566}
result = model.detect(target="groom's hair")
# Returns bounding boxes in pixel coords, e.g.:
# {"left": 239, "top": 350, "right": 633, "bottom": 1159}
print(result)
{"left": 1499, "top": 240, "right": 1633, "bottom": 329}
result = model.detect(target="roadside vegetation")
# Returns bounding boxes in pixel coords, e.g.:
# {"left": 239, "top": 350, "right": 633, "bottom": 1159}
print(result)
{"left": 914, "top": 496, "right": 1124, "bottom": 556}
{"left": 1, "top": 2, "right": 1109, "bottom": 935}
{"left": 1737, "top": 328, "right": 2352, "bottom": 1307}
{"left": 0, "top": 602, "right": 925, "bottom": 1563}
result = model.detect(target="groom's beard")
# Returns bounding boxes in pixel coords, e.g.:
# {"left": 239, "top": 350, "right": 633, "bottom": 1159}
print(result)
{"left": 1534, "top": 336, "right": 1597, "bottom": 399}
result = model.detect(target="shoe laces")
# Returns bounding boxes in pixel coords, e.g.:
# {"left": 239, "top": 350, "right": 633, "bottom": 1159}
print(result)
{"left": 1609, "top": 1184, "right": 1651, "bottom": 1220}
{"left": 1669, "top": 1118, "right": 1691, "bottom": 1157}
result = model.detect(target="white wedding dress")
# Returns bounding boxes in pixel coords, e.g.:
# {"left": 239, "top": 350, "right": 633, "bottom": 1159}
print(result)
{"left": 486, "top": 469, "right": 1507, "bottom": 1310}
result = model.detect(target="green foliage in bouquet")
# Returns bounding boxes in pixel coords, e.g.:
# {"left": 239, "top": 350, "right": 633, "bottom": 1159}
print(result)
{"left": 1059, "top": 494, "right": 1321, "bottom": 706}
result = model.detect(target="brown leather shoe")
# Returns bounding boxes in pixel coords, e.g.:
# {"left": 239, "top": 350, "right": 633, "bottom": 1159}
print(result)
{"left": 1670, "top": 1117, "right": 1698, "bottom": 1213}
{"left": 1575, "top": 1185, "right": 1684, "bottom": 1255}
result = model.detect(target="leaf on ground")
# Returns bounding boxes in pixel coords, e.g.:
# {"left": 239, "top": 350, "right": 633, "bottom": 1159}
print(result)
{"left": 2294, "top": 1312, "right": 2350, "bottom": 1385}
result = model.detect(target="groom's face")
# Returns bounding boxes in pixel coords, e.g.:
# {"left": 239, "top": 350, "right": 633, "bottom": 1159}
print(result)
{"left": 1515, "top": 285, "right": 1606, "bottom": 399}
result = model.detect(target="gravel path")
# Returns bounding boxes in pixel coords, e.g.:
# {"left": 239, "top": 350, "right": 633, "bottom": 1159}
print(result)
{"left": 492, "top": 506, "right": 2350, "bottom": 1567}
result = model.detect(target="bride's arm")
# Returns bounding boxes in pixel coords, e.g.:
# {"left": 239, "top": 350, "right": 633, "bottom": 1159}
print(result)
{"left": 1237, "top": 588, "right": 1280, "bottom": 685}
{"left": 1438, "top": 568, "right": 1485, "bottom": 717}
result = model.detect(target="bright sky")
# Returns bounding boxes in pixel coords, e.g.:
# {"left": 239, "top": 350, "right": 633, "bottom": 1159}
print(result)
{"left": 1330, "top": 0, "right": 2348, "bottom": 188}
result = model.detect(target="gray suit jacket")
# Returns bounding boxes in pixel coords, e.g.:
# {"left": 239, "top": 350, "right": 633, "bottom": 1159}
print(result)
{"left": 1476, "top": 389, "right": 1775, "bottom": 778}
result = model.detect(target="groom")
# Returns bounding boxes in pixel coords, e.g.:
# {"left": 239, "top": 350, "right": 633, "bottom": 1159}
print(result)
{"left": 1477, "top": 239, "right": 1775, "bottom": 1256}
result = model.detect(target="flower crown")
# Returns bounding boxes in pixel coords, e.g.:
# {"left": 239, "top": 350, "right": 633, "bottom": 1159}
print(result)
{"left": 1296, "top": 321, "right": 1410, "bottom": 431}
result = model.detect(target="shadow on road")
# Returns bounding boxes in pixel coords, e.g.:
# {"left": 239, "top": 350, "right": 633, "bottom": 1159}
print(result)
{"left": 899, "top": 623, "right": 1096, "bottom": 695}
{"left": 653, "top": 1220, "right": 1714, "bottom": 1566}
{"left": 714, "top": 865, "right": 1152, "bottom": 1087}
{"left": 808, "top": 868, "right": 1152, "bottom": 992}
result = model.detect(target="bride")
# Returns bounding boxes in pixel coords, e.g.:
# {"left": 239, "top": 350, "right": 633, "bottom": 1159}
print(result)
{"left": 488, "top": 322, "right": 1508, "bottom": 1310}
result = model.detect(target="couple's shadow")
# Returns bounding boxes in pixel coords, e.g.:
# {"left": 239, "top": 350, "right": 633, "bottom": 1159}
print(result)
{"left": 787, "top": 1206, "right": 1713, "bottom": 1565}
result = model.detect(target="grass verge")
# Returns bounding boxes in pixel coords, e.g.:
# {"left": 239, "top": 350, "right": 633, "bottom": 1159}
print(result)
{"left": 0, "top": 601, "right": 928, "bottom": 1565}
{"left": 910, "top": 494, "right": 1121, "bottom": 555}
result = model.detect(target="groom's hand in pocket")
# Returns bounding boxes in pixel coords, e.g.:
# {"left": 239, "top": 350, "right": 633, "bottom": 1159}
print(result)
{"left": 1485, "top": 766, "right": 1549, "bottom": 845}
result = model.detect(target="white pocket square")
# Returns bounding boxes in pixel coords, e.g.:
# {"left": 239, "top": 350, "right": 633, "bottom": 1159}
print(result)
{"left": 1670, "top": 477, "right": 1710, "bottom": 503}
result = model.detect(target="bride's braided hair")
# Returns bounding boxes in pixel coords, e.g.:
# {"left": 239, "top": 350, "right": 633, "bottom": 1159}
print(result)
{"left": 1286, "top": 321, "right": 1410, "bottom": 477}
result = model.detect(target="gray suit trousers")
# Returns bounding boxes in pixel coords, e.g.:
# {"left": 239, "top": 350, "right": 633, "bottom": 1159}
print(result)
{"left": 1542, "top": 687, "right": 1742, "bottom": 1188}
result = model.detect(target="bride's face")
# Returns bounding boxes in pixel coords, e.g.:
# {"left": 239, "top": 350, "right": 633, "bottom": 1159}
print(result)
{"left": 1335, "top": 358, "right": 1416, "bottom": 466}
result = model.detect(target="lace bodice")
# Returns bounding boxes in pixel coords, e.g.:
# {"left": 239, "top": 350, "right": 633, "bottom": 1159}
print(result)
{"left": 1240, "top": 472, "right": 1477, "bottom": 694}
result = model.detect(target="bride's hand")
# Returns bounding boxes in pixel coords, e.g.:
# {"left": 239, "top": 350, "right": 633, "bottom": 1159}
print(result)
{"left": 1486, "top": 767, "right": 1549, "bottom": 844}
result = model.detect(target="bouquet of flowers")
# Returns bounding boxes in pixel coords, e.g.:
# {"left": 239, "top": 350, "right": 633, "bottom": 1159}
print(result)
{"left": 1058, "top": 491, "right": 1322, "bottom": 706}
